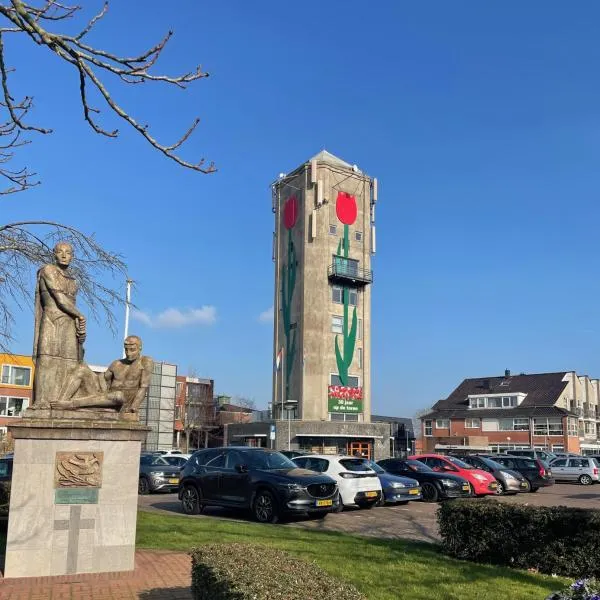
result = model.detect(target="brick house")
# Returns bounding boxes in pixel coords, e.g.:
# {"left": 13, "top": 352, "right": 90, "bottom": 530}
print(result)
{"left": 0, "top": 354, "right": 34, "bottom": 434}
{"left": 420, "top": 371, "right": 594, "bottom": 454}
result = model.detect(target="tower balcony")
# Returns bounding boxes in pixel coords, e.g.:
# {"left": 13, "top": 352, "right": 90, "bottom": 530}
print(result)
{"left": 328, "top": 258, "right": 373, "bottom": 286}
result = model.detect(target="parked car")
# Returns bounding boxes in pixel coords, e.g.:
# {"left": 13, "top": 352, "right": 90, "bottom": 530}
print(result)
{"left": 410, "top": 454, "right": 498, "bottom": 496}
{"left": 359, "top": 460, "right": 422, "bottom": 504}
{"left": 0, "top": 456, "right": 12, "bottom": 483}
{"left": 549, "top": 456, "right": 600, "bottom": 485}
{"left": 483, "top": 454, "right": 554, "bottom": 492}
{"left": 454, "top": 454, "right": 529, "bottom": 494}
{"left": 376, "top": 458, "right": 471, "bottom": 502}
{"left": 179, "top": 447, "right": 339, "bottom": 523}
{"left": 161, "top": 455, "right": 191, "bottom": 468}
{"left": 504, "top": 448, "right": 556, "bottom": 464}
{"left": 139, "top": 454, "right": 182, "bottom": 494}
{"left": 292, "top": 455, "right": 382, "bottom": 510}
{"left": 280, "top": 450, "right": 306, "bottom": 459}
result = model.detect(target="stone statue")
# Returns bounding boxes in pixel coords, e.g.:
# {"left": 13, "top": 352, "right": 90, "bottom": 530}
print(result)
{"left": 32, "top": 242, "right": 86, "bottom": 409}
{"left": 30, "top": 241, "right": 153, "bottom": 420}
{"left": 51, "top": 335, "right": 153, "bottom": 416}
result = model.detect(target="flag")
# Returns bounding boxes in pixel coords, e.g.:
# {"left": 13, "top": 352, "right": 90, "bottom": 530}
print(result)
{"left": 275, "top": 348, "right": 283, "bottom": 371}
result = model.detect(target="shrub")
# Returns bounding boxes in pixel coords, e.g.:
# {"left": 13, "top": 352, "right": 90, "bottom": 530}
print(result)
{"left": 190, "top": 543, "right": 367, "bottom": 600}
{"left": 437, "top": 499, "right": 600, "bottom": 578}
{"left": 546, "top": 578, "right": 600, "bottom": 600}
{"left": 0, "top": 482, "right": 10, "bottom": 515}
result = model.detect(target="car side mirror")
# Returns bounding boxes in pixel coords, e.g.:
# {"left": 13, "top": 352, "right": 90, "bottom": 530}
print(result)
{"left": 235, "top": 464, "right": 248, "bottom": 473}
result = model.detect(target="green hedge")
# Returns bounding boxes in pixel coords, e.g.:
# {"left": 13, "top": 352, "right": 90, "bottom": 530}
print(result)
{"left": 0, "top": 482, "right": 9, "bottom": 515}
{"left": 190, "top": 543, "right": 366, "bottom": 600}
{"left": 437, "top": 499, "right": 600, "bottom": 578}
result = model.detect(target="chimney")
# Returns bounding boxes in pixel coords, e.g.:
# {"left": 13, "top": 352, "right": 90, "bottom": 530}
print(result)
{"left": 505, "top": 369, "right": 511, "bottom": 378}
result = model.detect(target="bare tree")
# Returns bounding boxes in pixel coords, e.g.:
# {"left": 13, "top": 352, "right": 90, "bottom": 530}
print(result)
{"left": 230, "top": 396, "right": 257, "bottom": 411}
{"left": 0, "top": 1, "right": 214, "bottom": 345}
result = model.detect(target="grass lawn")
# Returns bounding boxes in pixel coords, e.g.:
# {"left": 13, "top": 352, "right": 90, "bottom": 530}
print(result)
{"left": 136, "top": 510, "right": 567, "bottom": 600}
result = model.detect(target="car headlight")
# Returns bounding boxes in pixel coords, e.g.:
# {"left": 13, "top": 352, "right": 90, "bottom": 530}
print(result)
{"left": 151, "top": 471, "right": 165, "bottom": 478}
{"left": 473, "top": 473, "right": 487, "bottom": 482}
{"left": 389, "top": 481, "right": 406, "bottom": 489}
{"left": 278, "top": 483, "right": 304, "bottom": 492}
{"left": 440, "top": 479, "right": 458, "bottom": 487}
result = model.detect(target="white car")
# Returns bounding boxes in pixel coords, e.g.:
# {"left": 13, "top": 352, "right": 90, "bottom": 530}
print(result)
{"left": 292, "top": 454, "right": 382, "bottom": 509}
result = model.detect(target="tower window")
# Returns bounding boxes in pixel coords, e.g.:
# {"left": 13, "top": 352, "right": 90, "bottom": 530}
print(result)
{"left": 329, "top": 224, "right": 337, "bottom": 235}
{"left": 330, "top": 374, "right": 360, "bottom": 387}
{"left": 332, "top": 286, "right": 357, "bottom": 306}
{"left": 357, "top": 348, "right": 362, "bottom": 368}
{"left": 331, "top": 315, "right": 343, "bottom": 334}
{"left": 355, "top": 231, "right": 363, "bottom": 242}
{"left": 357, "top": 319, "right": 362, "bottom": 340}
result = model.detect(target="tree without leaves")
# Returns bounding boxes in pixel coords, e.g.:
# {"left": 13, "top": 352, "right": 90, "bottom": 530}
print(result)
{"left": 0, "top": 1, "right": 214, "bottom": 347}
{"left": 181, "top": 373, "right": 217, "bottom": 452}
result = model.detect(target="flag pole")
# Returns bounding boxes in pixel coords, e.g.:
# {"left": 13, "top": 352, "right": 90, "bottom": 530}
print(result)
{"left": 281, "top": 348, "right": 285, "bottom": 420}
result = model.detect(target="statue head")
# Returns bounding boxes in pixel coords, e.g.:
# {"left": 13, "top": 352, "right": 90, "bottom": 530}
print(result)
{"left": 53, "top": 242, "right": 74, "bottom": 268}
{"left": 124, "top": 335, "right": 142, "bottom": 362}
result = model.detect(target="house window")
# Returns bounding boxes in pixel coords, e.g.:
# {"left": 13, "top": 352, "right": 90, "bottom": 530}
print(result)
{"left": 469, "top": 398, "right": 486, "bottom": 409}
{"left": 332, "top": 315, "right": 343, "bottom": 334}
{"left": 585, "top": 421, "right": 596, "bottom": 435}
{"left": 1, "top": 365, "right": 31, "bottom": 386}
{"left": 513, "top": 418, "right": 530, "bottom": 431}
{"left": 568, "top": 418, "right": 579, "bottom": 437}
{"left": 357, "top": 348, "right": 362, "bottom": 369}
{"left": 330, "top": 374, "right": 360, "bottom": 388}
{"left": 329, "top": 224, "right": 337, "bottom": 235}
{"left": 424, "top": 420, "right": 433, "bottom": 436}
{"left": 533, "top": 418, "right": 563, "bottom": 436}
{"left": 487, "top": 397, "right": 502, "bottom": 408}
{"left": 465, "top": 418, "right": 480, "bottom": 429}
{"left": 0, "top": 396, "right": 28, "bottom": 417}
{"left": 435, "top": 419, "right": 449, "bottom": 429}
{"left": 332, "top": 286, "right": 357, "bottom": 306}
{"left": 355, "top": 231, "right": 363, "bottom": 242}
{"left": 502, "top": 396, "right": 517, "bottom": 408}
{"left": 333, "top": 256, "right": 359, "bottom": 277}
{"left": 329, "top": 413, "right": 360, "bottom": 422}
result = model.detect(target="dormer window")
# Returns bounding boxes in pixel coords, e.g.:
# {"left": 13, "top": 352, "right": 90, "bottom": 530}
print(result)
{"left": 468, "top": 393, "right": 526, "bottom": 409}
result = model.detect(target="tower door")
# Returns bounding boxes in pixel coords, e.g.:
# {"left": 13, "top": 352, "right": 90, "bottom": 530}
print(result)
{"left": 347, "top": 441, "right": 372, "bottom": 460}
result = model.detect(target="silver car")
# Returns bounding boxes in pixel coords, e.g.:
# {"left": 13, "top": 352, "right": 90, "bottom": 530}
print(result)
{"left": 549, "top": 457, "right": 600, "bottom": 485}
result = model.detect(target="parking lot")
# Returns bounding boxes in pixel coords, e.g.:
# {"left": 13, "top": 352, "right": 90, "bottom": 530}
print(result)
{"left": 138, "top": 481, "right": 600, "bottom": 544}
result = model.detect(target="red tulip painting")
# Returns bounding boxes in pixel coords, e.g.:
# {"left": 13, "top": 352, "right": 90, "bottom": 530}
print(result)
{"left": 281, "top": 195, "right": 298, "bottom": 400}
{"left": 334, "top": 191, "right": 358, "bottom": 389}
{"left": 283, "top": 195, "right": 298, "bottom": 230}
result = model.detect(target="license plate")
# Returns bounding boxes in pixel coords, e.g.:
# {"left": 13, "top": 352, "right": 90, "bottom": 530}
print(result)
{"left": 520, "top": 482, "right": 528, "bottom": 487}
{"left": 365, "top": 491, "right": 378, "bottom": 498}
{"left": 462, "top": 484, "right": 470, "bottom": 491}
{"left": 168, "top": 478, "right": 179, "bottom": 484}
{"left": 408, "top": 489, "right": 419, "bottom": 495}
{"left": 316, "top": 499, "right": 332, "bottom": 507}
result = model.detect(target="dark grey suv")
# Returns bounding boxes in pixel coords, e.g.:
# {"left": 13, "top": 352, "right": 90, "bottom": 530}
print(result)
{"left": 178, "top": 447, "right": 339, "bottom": 523}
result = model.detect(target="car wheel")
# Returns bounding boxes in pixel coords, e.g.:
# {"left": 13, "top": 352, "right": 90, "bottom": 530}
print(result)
{"left": 530, "top": 487, "right": 540, "bottom": 493}
{"left": 357, "top": 501, "right": 375, "bottom": 509}
{"left": 421, "top": 482, "right": 439, "bottom": 502}
{"left": 333, "top": 492, "right": 344, "bottom": 512}
{"left": 253, "top": 490, "right": 279, "bottom": 524}
{"left": 181, "top": 485, "right": 203, "bottom": 515}
{"left": 579, "top": 474, "right": 593, "bottom": 486}
{"left": 495, "top": 481, "right": 505, "bottom": 495}
{"left": 138, "top": 476, "right": 150, "bottom": 495}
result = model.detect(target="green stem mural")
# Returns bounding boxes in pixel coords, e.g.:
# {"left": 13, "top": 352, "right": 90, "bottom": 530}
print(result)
{"left": 334, "top": 223, "right": 357, "bottom": 386}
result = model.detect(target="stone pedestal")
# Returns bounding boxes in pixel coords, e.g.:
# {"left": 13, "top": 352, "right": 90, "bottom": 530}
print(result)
{"left": 4, "top": 417, "right": 149, "bottom": 579}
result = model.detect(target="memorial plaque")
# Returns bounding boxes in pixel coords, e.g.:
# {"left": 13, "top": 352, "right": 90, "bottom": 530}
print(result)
{"left": 55, "top": 488, "right": 99, "bottom": 504}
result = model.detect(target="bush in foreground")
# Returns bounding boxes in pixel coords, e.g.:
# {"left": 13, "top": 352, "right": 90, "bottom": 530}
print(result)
{"left": 437, "top": 499, "right": 600, "bottom": 578}
{"left": 190, "top": 542, "right": 367, "bottom": 600}
{"left": 546, "top": 578, "right": 600, "bottom": 600}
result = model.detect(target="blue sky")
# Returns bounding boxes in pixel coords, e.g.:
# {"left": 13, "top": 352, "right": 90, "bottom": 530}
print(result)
{"left": 5, "top": 2, "right": 600, "bottom": 415}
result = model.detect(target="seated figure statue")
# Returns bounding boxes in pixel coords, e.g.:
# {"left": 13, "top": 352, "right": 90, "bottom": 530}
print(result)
{"left": 52, "top": 335, "right": 153, "bottom": 415}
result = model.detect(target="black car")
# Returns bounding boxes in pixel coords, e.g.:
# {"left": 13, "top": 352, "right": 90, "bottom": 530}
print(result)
{"left": 178, "top": 447, "right": 339, "bottom": 523}
{"left": 139, "top": 454, "right": 182, "bottom": 494}
{"left": 376, "top": 458, "right": 471, "bottom": 502}
{"left": 482, "top": 454, "right": 555, "bottom": 492}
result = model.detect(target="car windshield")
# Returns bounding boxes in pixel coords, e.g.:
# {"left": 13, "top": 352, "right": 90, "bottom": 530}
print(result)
{"left": 242, "top": 451, "right": 296, "bottom": 470}
{"left": 478, "top": 456, "right": 505, "bottom": 470}
{"left": 339, "top": 458, "right": 374, "bottom": 472}
{"left": 364, "top": 460, "right": 385, "bottom": 474}
{"left": 404, "top": 459, "right": 433, "bottom": 472}
{"left": 446, "top": 456, "right": 473, "bottom": 469}
{"left": 140, "top": 455, "right": 169, "bottom": 466}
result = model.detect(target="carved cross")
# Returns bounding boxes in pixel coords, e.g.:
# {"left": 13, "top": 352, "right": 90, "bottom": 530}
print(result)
{"left": 53, "top": 505, "right": 95, "bottom": 574}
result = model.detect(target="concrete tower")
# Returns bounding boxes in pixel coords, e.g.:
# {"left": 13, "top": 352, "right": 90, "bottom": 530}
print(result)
{"left": 272, "top": 151, "right": 377, "bottom": 426}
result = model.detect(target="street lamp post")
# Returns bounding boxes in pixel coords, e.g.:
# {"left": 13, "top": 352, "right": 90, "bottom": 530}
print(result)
{"left": 284, "top": 399, "right": 298, "bottom": 451}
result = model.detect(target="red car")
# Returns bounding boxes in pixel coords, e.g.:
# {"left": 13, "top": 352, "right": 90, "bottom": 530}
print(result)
{"left": 410, "top": 454, "right": 498, "bottom": 496}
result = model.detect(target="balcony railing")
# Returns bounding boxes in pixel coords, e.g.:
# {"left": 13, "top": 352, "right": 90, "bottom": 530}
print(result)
{"left": 328, "top": 260, "right": 373, "bottom": 286}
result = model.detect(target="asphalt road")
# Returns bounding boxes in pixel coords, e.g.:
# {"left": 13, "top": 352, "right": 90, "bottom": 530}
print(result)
{"left": 138, "top": 481, "right": 600, "bottom": 544}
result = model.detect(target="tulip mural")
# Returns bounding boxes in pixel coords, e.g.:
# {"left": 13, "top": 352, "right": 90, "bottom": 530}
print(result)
{"left": 334, "top": 191, "right": 358, "bottom": 387}
{"left": 281, "top": 195, "right": 298, "bottom": 398}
